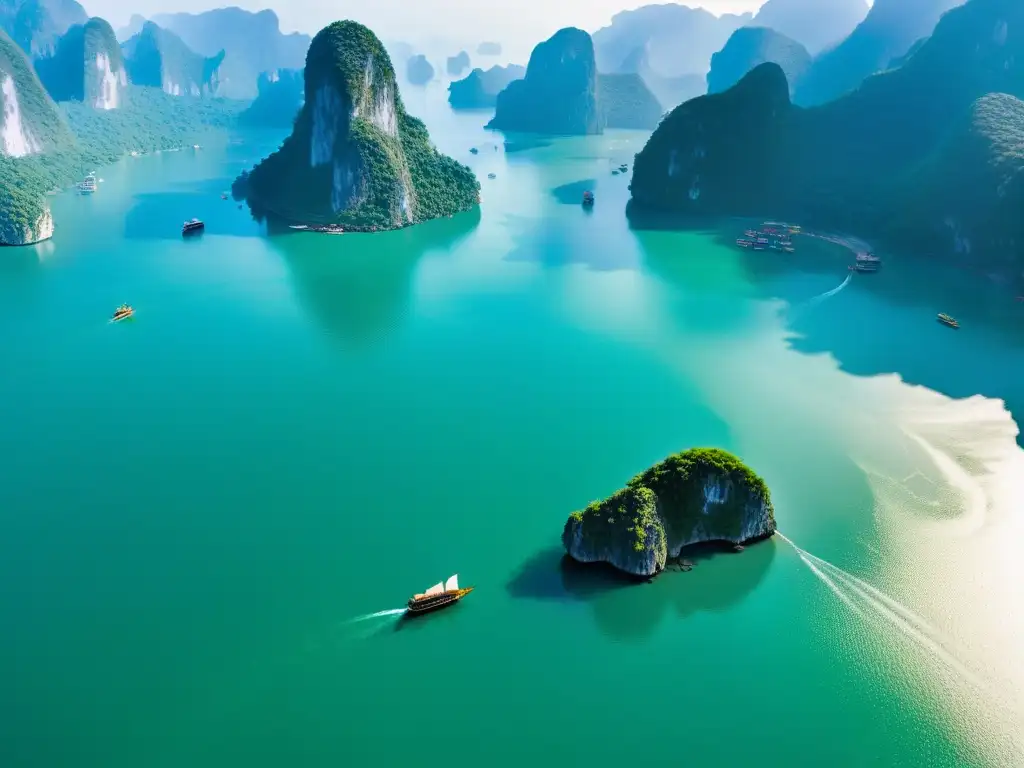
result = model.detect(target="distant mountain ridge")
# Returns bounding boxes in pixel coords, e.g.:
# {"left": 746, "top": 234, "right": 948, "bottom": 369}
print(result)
{"left": 795, "top": 0, "right": 968, "bottom": 105}
{"left": 121, "top": 7, "right": 309, "bottom": 98}
{"left": 750, "top": 0, "right": 869, "bottom": 55}
{"left": 708, "top": 27, "right": 810, "bottom": 96}
{"left": 35, "top": 16, "right": 126, "bottom": 108}
{"left": 121, "top": 21, "right": 224, "bottom": 97}
{"left": 0, "top": 0, "right": 86, "bottom": 57}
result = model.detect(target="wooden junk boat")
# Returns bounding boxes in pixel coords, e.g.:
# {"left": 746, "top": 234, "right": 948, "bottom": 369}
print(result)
{"left": 111, "top": 304, "right": 134, "bottom": 322}
{"left": 406, "top": 574, "right": 474, "bottom": 616}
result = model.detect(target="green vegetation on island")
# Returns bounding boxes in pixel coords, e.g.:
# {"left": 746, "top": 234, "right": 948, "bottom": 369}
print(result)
{"left": 406, "top": 53, "right": 434, "bottom": 85}
{"left": 121, "top": 21, "right": 224, "bottom": 96}
{"left": 487, "top": 27, "right": 601, "bottom": 135}
{"left": 447, "top": 64, "right": 524, "bottom": 109}
{"left": 237, "top": 20, "right": 479, "bottom": 231}
{"left": 35, "top": 16, "right": 125, "bottom": 107}
{"left": 629, "top": 0, "right": 1024, "bottom": 285}
{"left": 707, "top": 26, "right": 811, "bottom": 96}
{"left": 562, "top": 448, "right": 775, "bottom": 577}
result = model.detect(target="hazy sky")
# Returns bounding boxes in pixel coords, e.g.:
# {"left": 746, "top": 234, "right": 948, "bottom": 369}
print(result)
{"left": 83, "top": 1, "right": 778, "bottom": 61}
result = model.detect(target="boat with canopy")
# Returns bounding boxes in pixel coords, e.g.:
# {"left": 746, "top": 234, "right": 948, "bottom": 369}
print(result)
{"left": 406, "top": 574, "right": 474, "bottom": 616}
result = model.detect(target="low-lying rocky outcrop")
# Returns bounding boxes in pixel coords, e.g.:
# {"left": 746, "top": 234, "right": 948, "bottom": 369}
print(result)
{"left": 447, "top": 63, "right": 524, "bottom": 109}
{"left": 562, "top": 448, "right": 776, "bottom": 577}
{"left": 406, "top": 53, "right": 433, "bottom": 85}
{"left": 446, "top": 50, "right": 469, "bottom": 76}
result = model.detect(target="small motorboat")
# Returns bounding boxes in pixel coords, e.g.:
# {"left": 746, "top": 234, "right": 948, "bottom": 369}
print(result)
{"left": 111, "top": 304, "right": 133, "bottom": 322}
{"left": 182, "top": 218, "right": 205, "bottom": 236}
{"left": 582, "top": 190, "right": 595, "bottom": 207}
{"left": 937, "top": 313, "right": 959, "bottom": 329}
{"left": 406, "top": 574, "right": 474, "bottom": 616}
{"left": 469, "top": 147, "right": 479, "bottom": 154}
{"left": 487, "top": 173, "right": 496, "bottom": 179}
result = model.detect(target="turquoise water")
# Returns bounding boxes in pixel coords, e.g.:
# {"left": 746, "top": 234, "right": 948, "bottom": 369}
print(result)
{"left": 2, "top": 83, "right": 1024, "bottom": 766}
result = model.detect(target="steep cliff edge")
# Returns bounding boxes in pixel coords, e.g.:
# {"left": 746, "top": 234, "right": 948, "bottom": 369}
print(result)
{"left": 448, "top": 64, "right": 524, "bottom": 109}
{"left": 562, "top": 448, "right": 775, "bottom": 577}
{"left": 487, "top": 27, "right": 601, "bottom": 135}
{"left": 708, "top": 27, "right": 810, "bottom": 96}
{"left": 35, "top": 17, "right": 126, "bottom": 108}
{"left": 121, "top": 21, "right": 224, "bottom": 97}
{"left": 238, "top": 20, "right": 479, "bottom": 230}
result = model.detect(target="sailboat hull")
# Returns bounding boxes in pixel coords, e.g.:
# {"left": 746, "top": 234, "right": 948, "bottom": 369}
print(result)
{"left": 405, "top": 587, "right": 474, "bottom": 616}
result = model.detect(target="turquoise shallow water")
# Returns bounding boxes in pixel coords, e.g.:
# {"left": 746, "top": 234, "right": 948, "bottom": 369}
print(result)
{"left": 2, "top": 83, "right": 1024, "bottom": 767}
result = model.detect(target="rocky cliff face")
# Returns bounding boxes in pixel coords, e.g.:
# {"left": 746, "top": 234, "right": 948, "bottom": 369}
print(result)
{"left": 35, "top": 17, "right": 126, "bottom": 108}
{"left": 447, "top": 63, "right": 524, "bottom": 109}
{"left": 630, "top": 63, "right": 791, "bottom": 215}
{"left": 0, "top": 200, "right": 51, "bottom": 243}
{"left": 121, "top": 21, "right": 224, "bottom": 97}
{"left": 239, "top": 20, "right": 478, "bottom": 230}
{"left": 562, "top": 448, "right": 775, "bottom": 577}
{"left": 487, "top": 27, "right": 601, "bottom": 135}
{"left": 0, "top": 26, "right": 67, "bottom": 156}
{"left": 598, "top": 73, "right": 663, "bottom": 129}
{"left": 708, "top": 27, "right": 810, "bottom": 96}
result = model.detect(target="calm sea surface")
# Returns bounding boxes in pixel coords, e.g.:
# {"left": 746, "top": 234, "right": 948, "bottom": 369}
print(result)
{"left": 1, "top": 81, "right": 1023, "bottom": 767}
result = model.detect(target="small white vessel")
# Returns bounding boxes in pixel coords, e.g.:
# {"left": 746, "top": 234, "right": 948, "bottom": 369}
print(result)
{"left": 78, "top": 175, "right": 97, "bottom": 194}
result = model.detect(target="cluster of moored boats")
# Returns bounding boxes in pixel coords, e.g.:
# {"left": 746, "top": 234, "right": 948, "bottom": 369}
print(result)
{"left": 737, "top": 222, "right": 799, "bottom": 252}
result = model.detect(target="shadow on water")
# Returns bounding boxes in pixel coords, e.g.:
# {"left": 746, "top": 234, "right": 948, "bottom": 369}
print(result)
{"left": 507, "top": 539, "right": 777, "bottom": 641}
{"left": 551, "top": 179, "right": 598, "bottom": 206}
{"left": 502, "top": 204, "right": 638, "bottom": 272}
{"left": 123, "top": 178, "right": 260, "bottom": 241}
{"left": 265, "top": 208, "right": 481, "bottom": 347}
{"left": 628, "top": 206, "right": 1024, "bottom": 445}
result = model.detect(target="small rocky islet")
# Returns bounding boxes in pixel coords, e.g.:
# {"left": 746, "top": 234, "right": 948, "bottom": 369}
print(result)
{"left": 562, "top": 448, "right": 776, "bottom": 578}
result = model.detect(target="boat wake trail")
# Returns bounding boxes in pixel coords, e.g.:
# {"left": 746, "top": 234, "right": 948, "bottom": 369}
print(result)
{"left": 345, "top": 608, "right": 407, "bottom": 624}
{"left": 775, "top": 531, "right": 986, "bottom": 689}
{"left": 799, "top": 273, "right": 852, "bottom": 311}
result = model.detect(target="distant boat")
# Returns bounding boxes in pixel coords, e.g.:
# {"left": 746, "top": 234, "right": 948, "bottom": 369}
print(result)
{"left": 182, "top": 218, "right": 205, "bottom": 236}
{"left": 469, "top": 147, "right": 479, "bottom": 154}
{"left": 487, "top": 173, "right": 496, "bottom": 179}
{"left": 937, "top": 313, "right": 959, "bottom": 329}
{"left": 582, "top": 190, "right": 595, "bottom": 206}
{"left": 111, "top": 304, "right": 133, "bottom": 322}
{"left": 78, "top": 175, "right": 97, "bottom": 194}
{"left": 406, "top": 574, "right": 474, "bottom": 616}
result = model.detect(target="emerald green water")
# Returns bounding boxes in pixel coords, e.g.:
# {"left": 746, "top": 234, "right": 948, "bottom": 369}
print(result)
{"left": 2, "top": 84, "right": 1024, "bottom": 767}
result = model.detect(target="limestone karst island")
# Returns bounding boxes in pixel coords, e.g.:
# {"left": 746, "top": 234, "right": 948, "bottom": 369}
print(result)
{"left": 563, "top": 448, "right": 776, "bottom": 577}
{"left": 235, "top": 21, "right": 479, "bottom": 231}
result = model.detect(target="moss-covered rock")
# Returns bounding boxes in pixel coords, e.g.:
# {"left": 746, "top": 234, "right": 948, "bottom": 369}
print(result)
{"left": 487, "top": 27, "right": 601, "bottom": 135}
{"left": 447, "top": 64, "right": 524, "bottom": 109}
{"left": 121, "top": 21, "right": 224, "bottom": 97}
{"left": 563, "top": 448, "right": 776, "bottom": 577}
{"left": 707, "top": 26, "right": 811, "bottom": 96}
{"left": 238, "top": 20, "right": 479, "bottom": 231}
{"left": 406, "top": 53, "right": 433, "bottom": 85}
{"left": 35, "top": 16, "right": 126, "bottom": 108}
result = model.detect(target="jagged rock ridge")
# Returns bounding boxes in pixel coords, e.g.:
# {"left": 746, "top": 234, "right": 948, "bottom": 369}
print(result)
{"left": 35, "top": 16, "right": 126, "bottom": 108}
{"left": 121, "top": 21, "right": 224, "bottom": 97}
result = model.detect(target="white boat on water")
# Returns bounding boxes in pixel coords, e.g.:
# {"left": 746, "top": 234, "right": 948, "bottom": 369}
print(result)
{"left": 78, "top": 175, "right": 97, "bottom": 194}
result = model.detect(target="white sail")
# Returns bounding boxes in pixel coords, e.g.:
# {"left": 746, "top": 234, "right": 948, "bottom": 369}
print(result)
{"left": 444, "top": 574, "right": 459, "bottom": 592}
{"left": 424, "top": 582, "right": 444, "bottom": 597}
